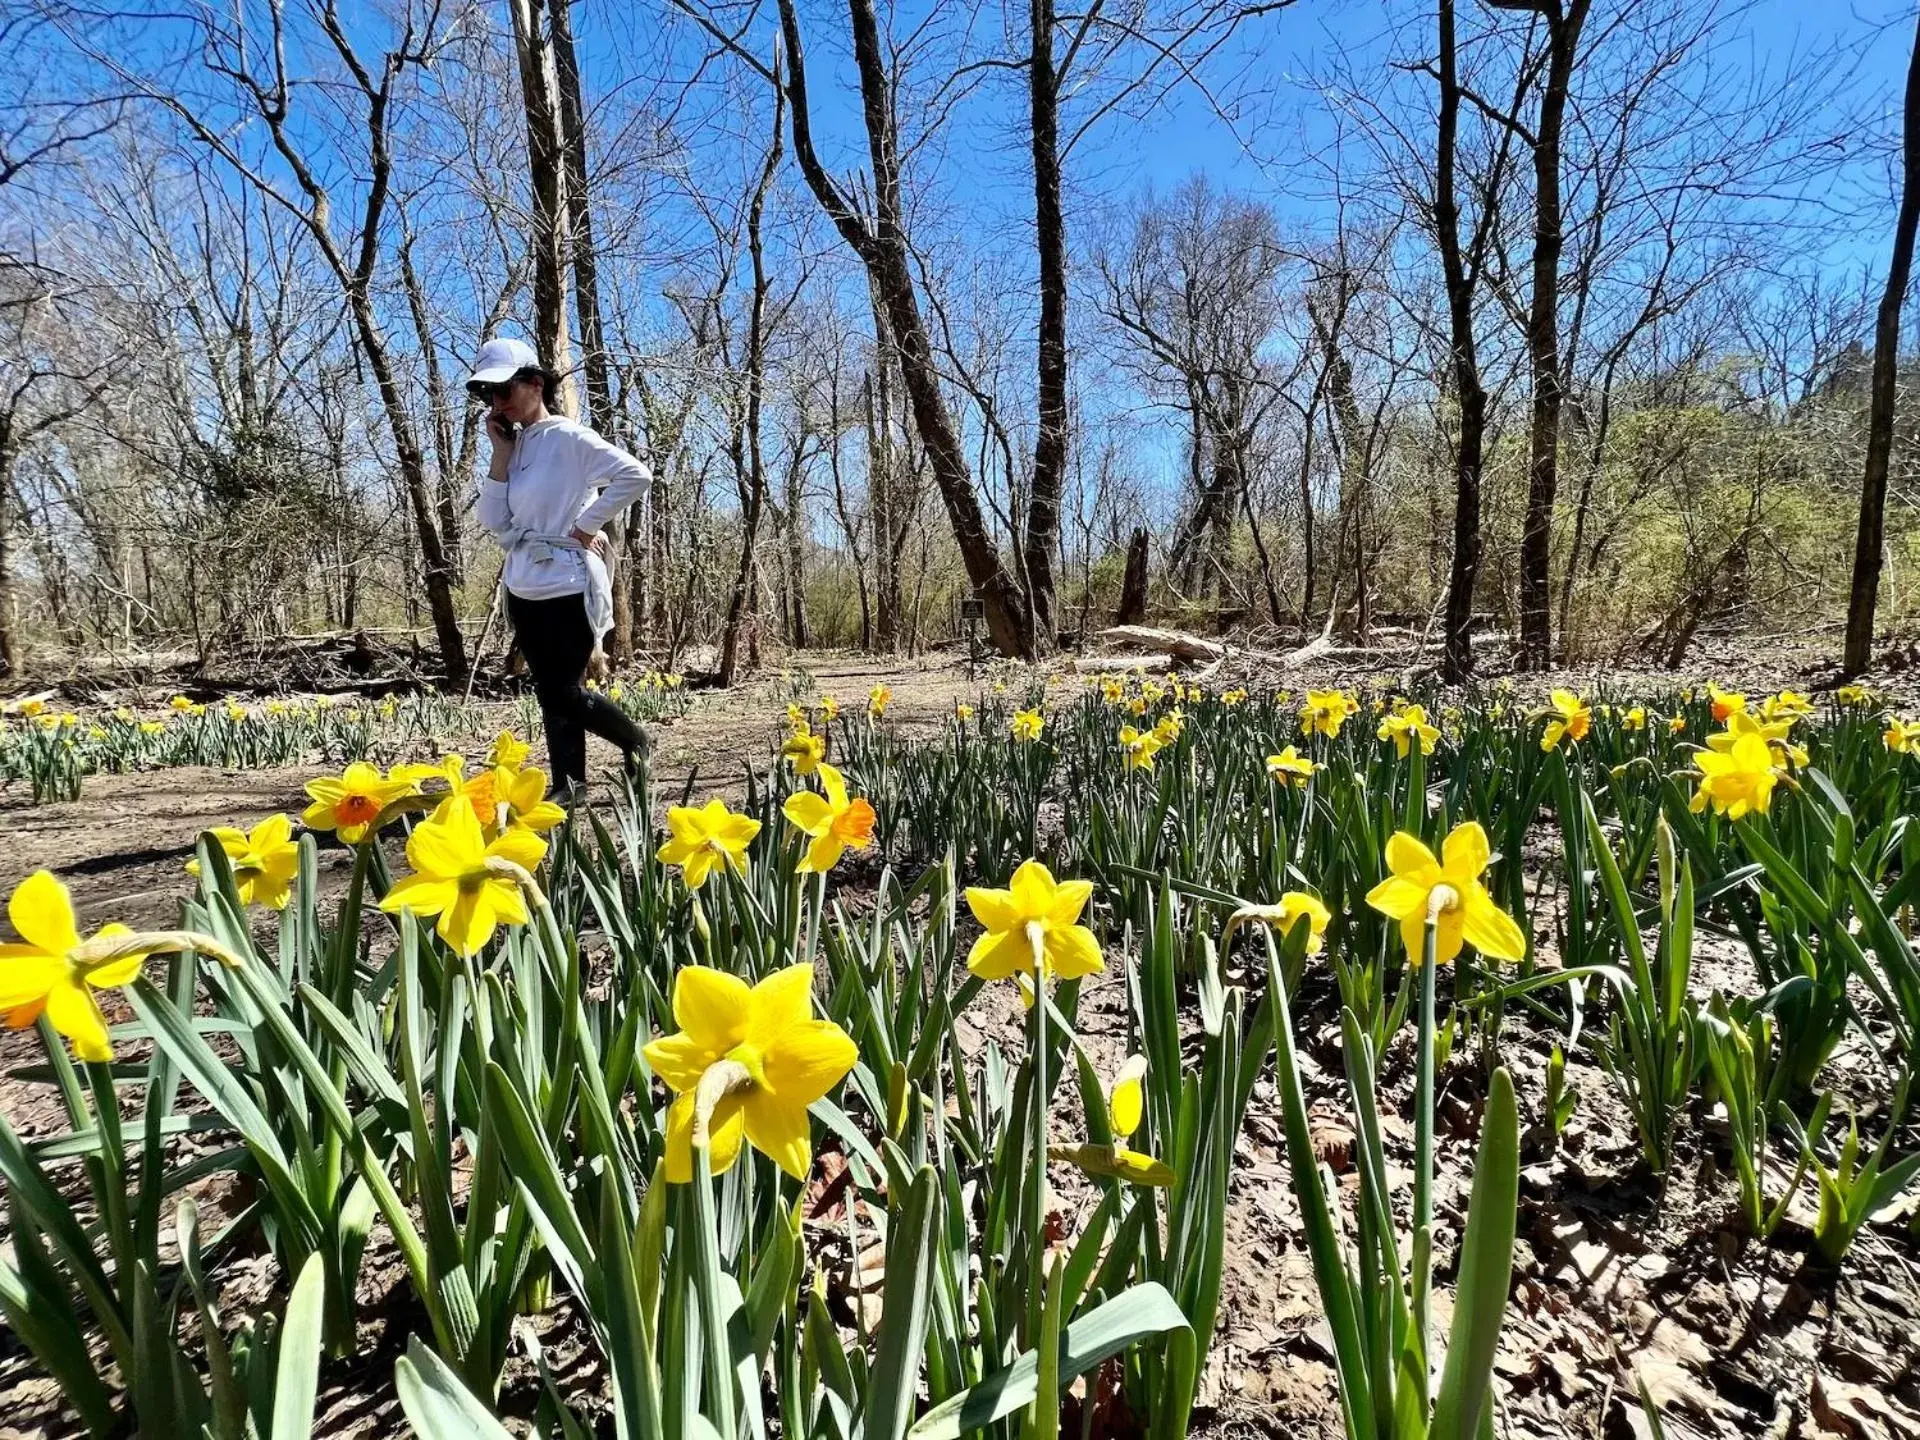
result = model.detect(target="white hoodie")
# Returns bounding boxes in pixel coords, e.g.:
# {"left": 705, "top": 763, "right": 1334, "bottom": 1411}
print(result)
{"left": 477, "top": 417, "right": 650, "bottom": 637}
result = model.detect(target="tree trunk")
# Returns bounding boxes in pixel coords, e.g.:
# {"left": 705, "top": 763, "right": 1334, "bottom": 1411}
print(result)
{"left": 1024, "top": 0, "right": 1066, "bottom": 645}
{"left": 510, "top": 0, "right": 575, "bottom": 406}
{"left": 399, "top": 225, "right": 463, "bottom": 572}
{"left": 1845, "top": 7, "right": 1920, "bottom": 675}
{"left": 785, "top": 432, "right": 811, "bottom": 647}
{"left": 551, "top": 0, "right": 634, "bottom": 661}
{"left": 1516, "top": 0, "right": 1590, "bottom": 669}
{"left": 1117, "top": 526, "right": 1149, "bottom": 624}
{"left": 719, "top": 69, "right": 783, "bottom": 687}
{"left": 776, "top": 0, "right": 1034, "bottom": 657}
{"left": 1436, "top": 0, "right": 1487, "bottom": 683}
{"left": 0, "top": 446, "right": 17, "bottom": 676}
{"left": 865, "top": 360, "right": 903, "bottom": 651}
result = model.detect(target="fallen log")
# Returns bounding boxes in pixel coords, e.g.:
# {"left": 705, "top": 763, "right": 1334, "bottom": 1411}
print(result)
{"left": 1093, "top": 626, "right": 1227, "bottom": 663}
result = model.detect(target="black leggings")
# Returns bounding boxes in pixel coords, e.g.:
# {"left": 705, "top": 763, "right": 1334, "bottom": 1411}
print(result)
{"left": 506, "top": 591, "right": 646, "bottom": 790}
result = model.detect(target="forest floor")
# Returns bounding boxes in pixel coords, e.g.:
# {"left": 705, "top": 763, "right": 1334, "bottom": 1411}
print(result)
{"left": 2, "top": 636, "right": 1918, "bottom": 1439}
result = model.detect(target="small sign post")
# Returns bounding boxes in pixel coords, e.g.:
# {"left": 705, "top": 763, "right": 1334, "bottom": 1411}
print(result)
{"left": 960, "top": 594, "right": 985, "bottom": 675}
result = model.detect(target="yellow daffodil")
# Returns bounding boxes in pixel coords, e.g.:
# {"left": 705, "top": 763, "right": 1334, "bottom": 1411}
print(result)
{"left": 1221, "top": 688, "right": 1248, "bottom": 706}
{"left": 391, "top": 753, "right": 466, "bottom": 792}
{"left": 1838, "top": 684, "right": 1872, "bottom": 707}
{"left": 656, "top": 799, "right": 761, "bottom": 890}
{"left": 1266, "top": 746, "right": 1319, "bottom": 785}
{"left": 1761, "top": 690, "right": 1814, "bottom": 723}
{"left": 820, "top": 693, "right": 840, "bottom": 721}
{"left": 1365, "top": 822, "right": 1528, "bottom": 968}
{"left": 487, "top": 731, "right": 532, "bottom": 770}
{"left": 1884, "top": 718, "right": 1919, "bottom": 757}
{"left": 643, "top": 963, "right": 858, "bottom": 1182}
{"left": 786, "top": 702, "right": 809, "bottom": 734}
{"left": 1052, "top": 1055, "right": 1175, "bottom": 1187}
{"left": 0, "top": 872, "right": 152, "bottom": 1062}
{"left": 783, "top": 763, "right": 876, "bottom": 874}
{"left": 868, "top": 685, "right": 891, "bottom": 718}
{"left": 302, "top": 762, "right": 413, "bottom": 844}
{"left": 485, "top": 765, "right": 568, "bottom": 835}
{"left": 1689, "top": 730, "right": 1781, "bottom": 819}
{"left": 1669, "top": 716, "right": 1687, "bottom": 735}
{"left": 1275, "top": 890, "right": 1332, "bottom": 953}
{"left": 1119, "top": 726, "right": 1163, "bottom": 771}
{"left": 781, "top": 728, "right": 827, "bottom": 775}
{"left": 1708, "top": 710, "right": 1806, "bottom": 770}
{"left": 170, "top": 695, "right": 193, "bottom": 712}
{"left": 1141, "top": 680, "right": 1165, "bottom": 706}
{"left": 379, "top": 797, "right": 546, "bottom": 954}
{"left": 188, "top": 814, "right": 300, "bottom": 910}
{"left": 1101, "top": 677, "right": 1126, "bottom": 705}
{"left": 1152, "top": 709, "right": 1184, "bottom": 745}
{"left": 964, "top": 860, "right": 1103, "bottom": 997}
{"left": 139, "top": 720, "right": 164, "bottom": 736}
{"left": 1301, "top": 688, "right": 1358, "bottom": 739}
{"left": 1010, "top": 708, "right": 1045, "bottom": 742}
{"left": 1708, "top": 684, "right": 1745, "bottom": 723}
{"left": 955, "top": 703, "right": 974, "bottom": 723}
{"left": 1378, "top": 703, "right": 1440, "bottom": 758}
{"left": 1539, "top": 690, "right": 1591, "bottom": 752}
{"left": 1622, "top": 706, "right": 1647, "bottom": 731}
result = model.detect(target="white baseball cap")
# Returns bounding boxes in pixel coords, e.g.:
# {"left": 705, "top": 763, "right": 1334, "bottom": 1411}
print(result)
{"left": 466, "top": 336, "right": 541, "bottom": 392}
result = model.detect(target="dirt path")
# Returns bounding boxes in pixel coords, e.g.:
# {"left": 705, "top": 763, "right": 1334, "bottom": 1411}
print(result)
{"left": 0, "top": 652, "right": 992, "bottom": 931}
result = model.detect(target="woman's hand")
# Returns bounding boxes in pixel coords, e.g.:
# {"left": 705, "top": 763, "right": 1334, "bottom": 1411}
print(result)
{"left": 572, "top": 527, "right": 610, "bottom": 562}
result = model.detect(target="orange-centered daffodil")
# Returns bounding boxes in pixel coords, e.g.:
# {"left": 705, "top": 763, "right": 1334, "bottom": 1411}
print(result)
{"left": 783, "top": 764, "right": 876, "bottom": 874}
{"left": 1539, "top": 690, "right": 1591, "bottom": 752}
{"left": 302, "top": 762, "right": 413, "bottom": 845}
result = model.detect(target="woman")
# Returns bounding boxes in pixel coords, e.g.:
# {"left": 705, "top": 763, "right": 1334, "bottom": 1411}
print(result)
{"left": 469, "top": 335, "right": 649, "bottom": 794}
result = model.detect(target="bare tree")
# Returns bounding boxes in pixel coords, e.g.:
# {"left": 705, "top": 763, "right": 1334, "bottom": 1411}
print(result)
{"left": 77, "top": 2, "right": 474, "bottom": 680}
{"left": 718, "top": 55, "right": 786, "bottom": 685}
{"left": 1097, "top": 178, "right": 1288, "bottom": 601}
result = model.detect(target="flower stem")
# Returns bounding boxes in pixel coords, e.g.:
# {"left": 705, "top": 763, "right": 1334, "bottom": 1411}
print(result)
{"left": 1413, "top": 897, "right": 1444, "bottom": 1401}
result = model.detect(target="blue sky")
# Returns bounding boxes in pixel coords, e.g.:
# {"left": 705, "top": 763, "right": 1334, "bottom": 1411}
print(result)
{"left": 577, "top": 0, "right": 1920, "bottom": 268}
